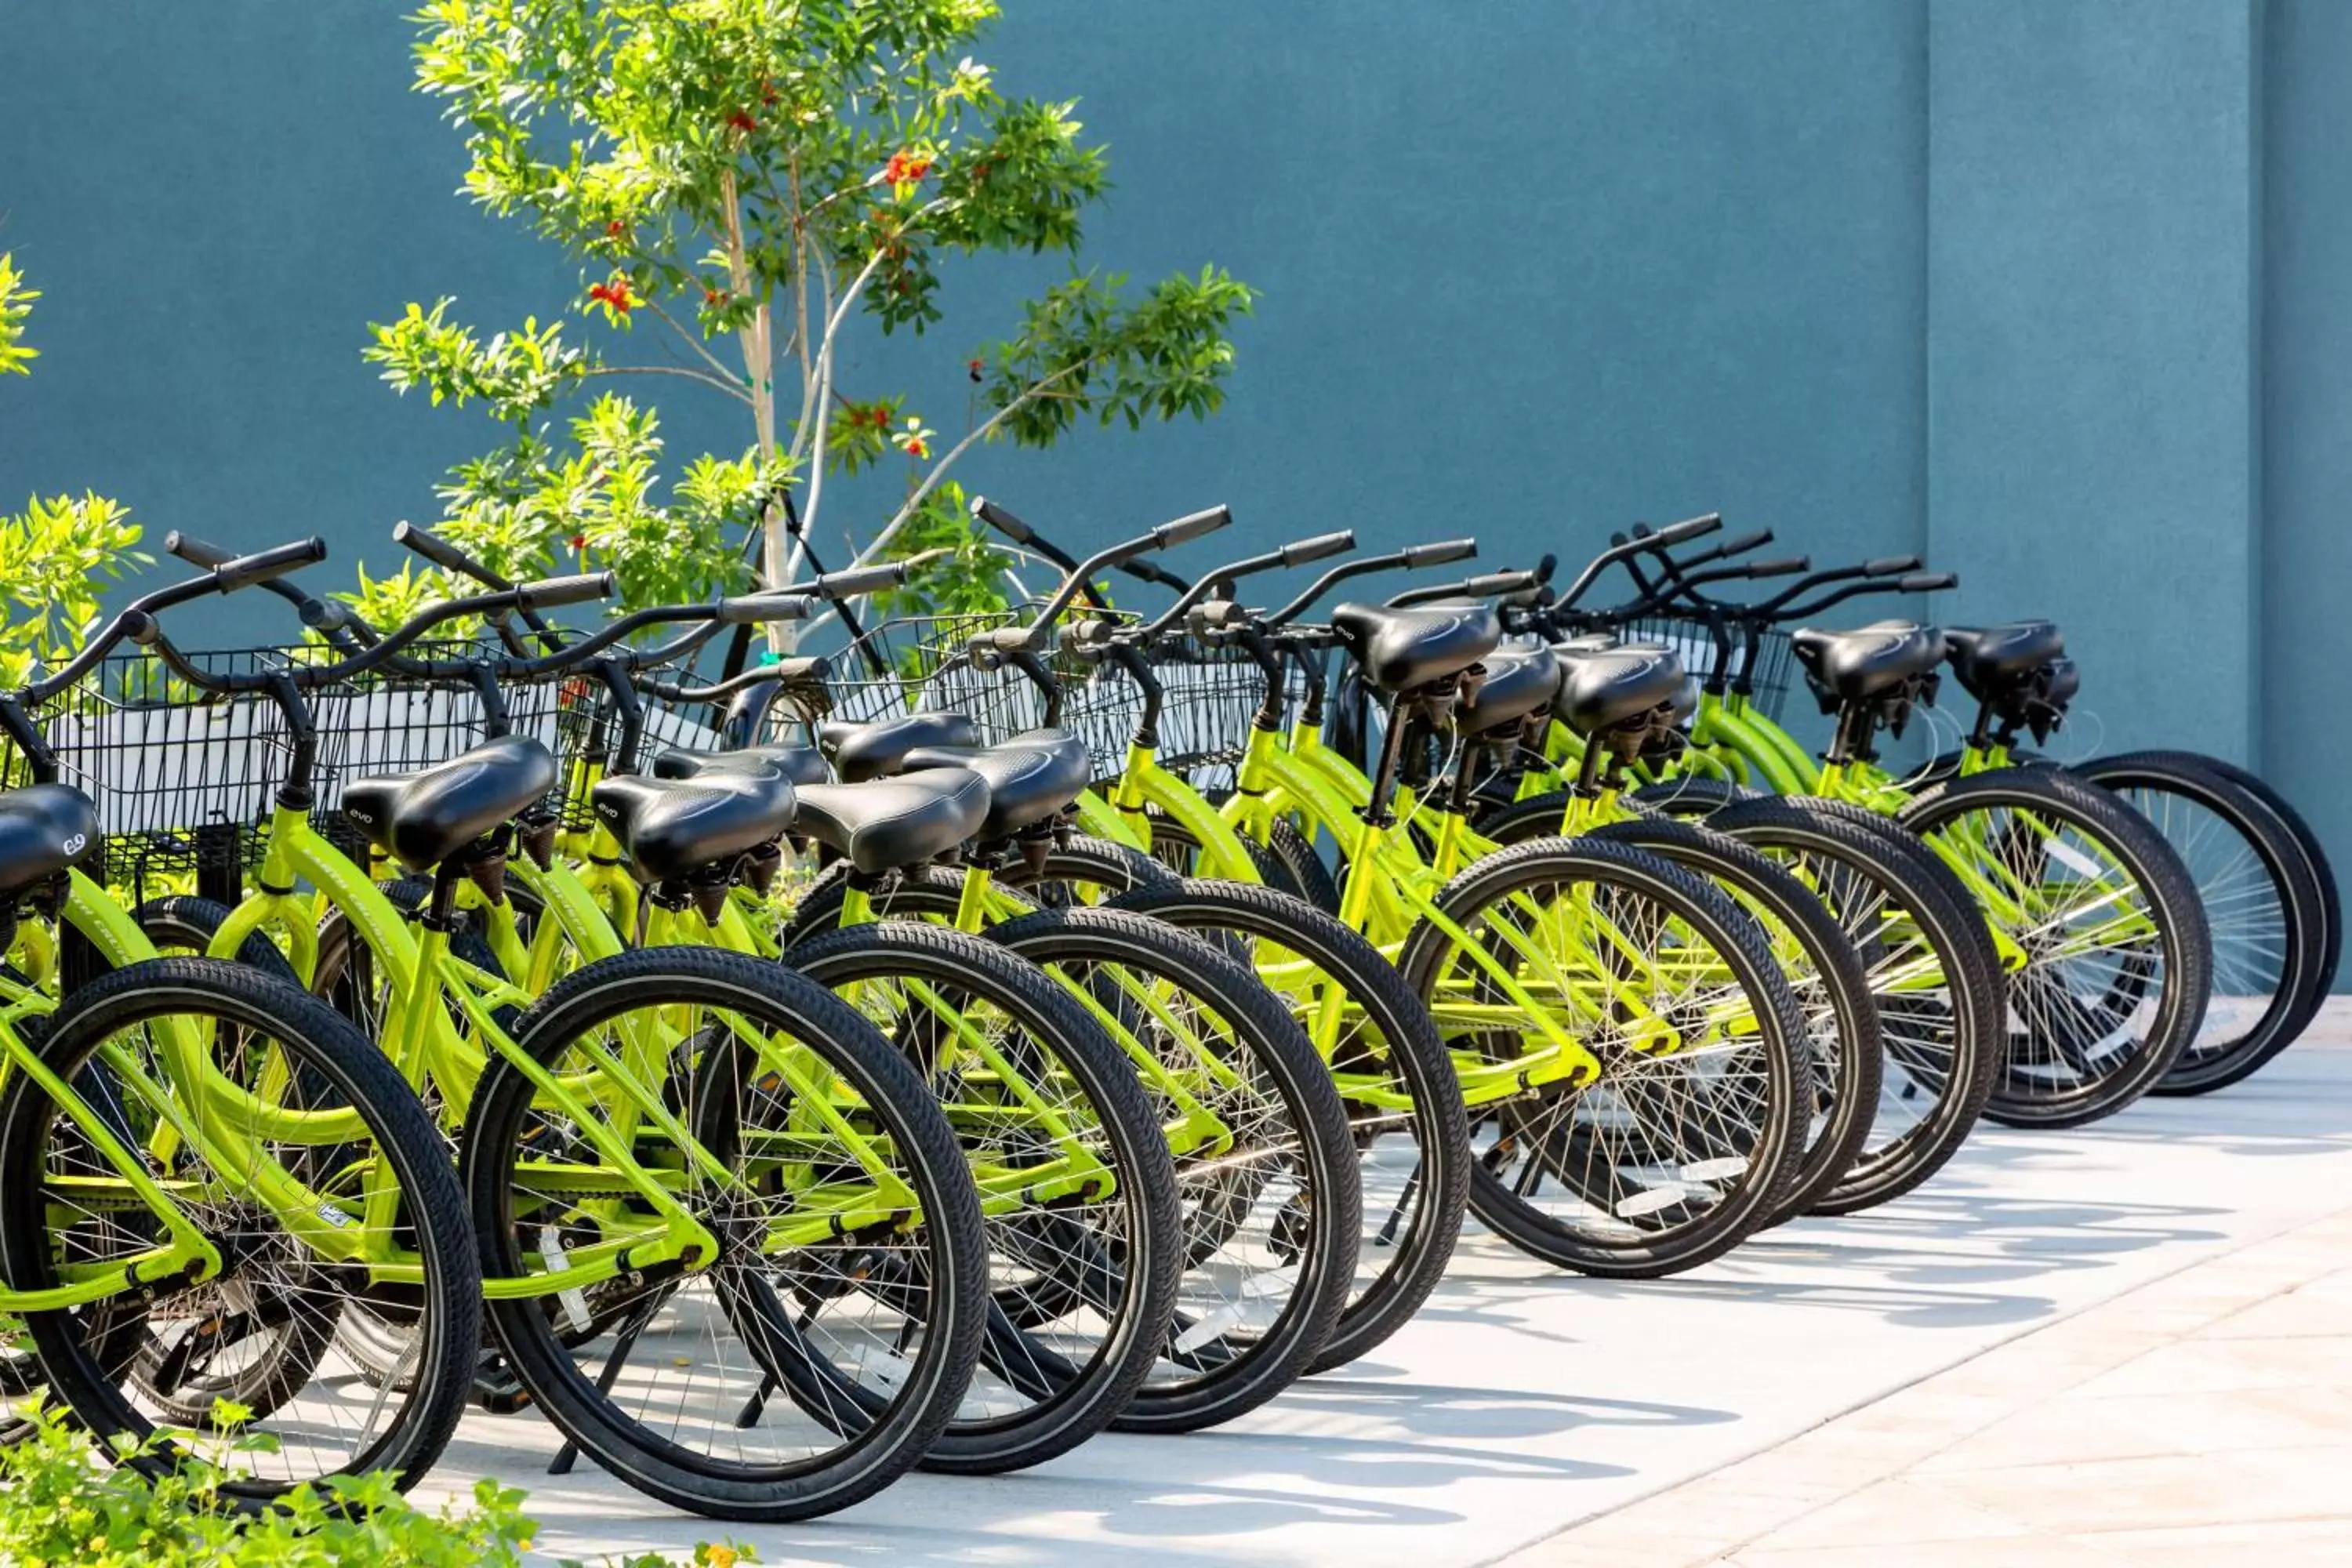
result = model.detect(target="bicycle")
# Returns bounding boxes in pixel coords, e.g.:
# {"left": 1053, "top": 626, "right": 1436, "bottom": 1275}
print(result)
{"left": 0, "top": 538, "right": 482, "bottom": 1504}
{"left": 103, "top": 551, "right": 993, "bottom": 1521}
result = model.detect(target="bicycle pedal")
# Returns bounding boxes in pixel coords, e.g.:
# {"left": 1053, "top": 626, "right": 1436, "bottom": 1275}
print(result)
{"left": 469, "top": 1358, "right": 532, "bottom": 1414}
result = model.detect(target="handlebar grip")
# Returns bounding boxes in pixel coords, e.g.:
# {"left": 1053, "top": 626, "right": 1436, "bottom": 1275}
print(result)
{"left": 1865, "top": 555, "right": 1922, "bottom": 575}
{"left": 716, "top": 592, "right": 815, "bottom": 625}
{"left": 517, "top": 572, "right": 615, "bottom": 611}
{"left": 216, "top": 537, "right": 328, "bottom": 593}
{"left": 1404, "top": 538, "right": 1478, "bottom": 568}
{"left": 164, "top": 530, "right": 236, "bottom": 569}
{"left": 1462, "top": 570, "right": 1538, "bottom": 597}
{"left": 1744, "top": 557, "right": 1811, "bottom": 579}
{"left": 1279, "top": 531, "right": 1355, "bottom": 568}
{"left": 306, "top": 600, "right": 356, "bottom": 634}
{"left": 1655, "top": 513, "right": 1723, "bottom": 546}
{"left": 983, "top": 624, "right": 1039, "bottom": 652}
{"left": 812, "top": 561, "right": 906, "bottom": 597}
{"left": 764, "top": 655, "right": 830, "bottom": 684}
{"left": 969, "top": 495, "right": 1033, "bottom": 544}
{"left": 1900, "top": 572, "right": 1957, "bottom": 593}
{"left": 1062, "top": 615, "right": 1121, "bottom": 651}
{"left": 176, "top": 530, "right": 350, "bottom": 634}
{"left": 393, "top": 521, "right": 513, "bottom": 587}
{"left": 1151, "top": 505, "right": 1231, "bottom": 549}
{"left": 1191, "top": 600, "right": 1254, "bottom": 630}
{"left": 1715, "top": 529, "right": 1774, "bottom": 557}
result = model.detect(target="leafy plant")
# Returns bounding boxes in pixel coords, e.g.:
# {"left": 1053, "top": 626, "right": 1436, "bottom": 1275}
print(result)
{"left": 0, "top": 1401, "right": 535, "bottom": 1566}
{"left": 0, "top": 255, "right": 151, "bottom": 686}
{"left": 368, "top": 0, "right": 1254, "bottom": 645}
{"left": 0, "top": 1399, "right": 750, "bottom": 1568}
{"left": 1, "top": 252, "right": 39, "bottom": 377}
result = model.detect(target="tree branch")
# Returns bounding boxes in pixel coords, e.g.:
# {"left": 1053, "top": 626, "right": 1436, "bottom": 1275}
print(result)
{"left": 788, "top": 194, "right": 953, "bottom": 473}
{"left": 583, "top": 363, "right": 753, "bottom": 402}
{"left": 844, "top": 358, "right": 1087, "bottom": 567}
{"left": 637, "top": 295, "right": 743, "bottom": 387}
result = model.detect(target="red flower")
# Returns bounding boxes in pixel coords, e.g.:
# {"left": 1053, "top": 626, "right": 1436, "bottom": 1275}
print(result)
{"left": 760, "top": 79, "right": 779, "bottom": 106}
{"left": 703, "top": 285, "right": 729, "bottom": 307}
{"left": 904, "top": 436, "right": 929, "bottom": 459}
{"left": 882, "top": 151, "right": 932, "bottom": 184}
{"left": 967, "top": 357, "right": 984, "bottom": 383}
{"left": 587, "top": 275, "right": 635, "bottom": 314}
{"left": 568, "top": 534, "right": 588, "bottom": 550}
{"left": 604, "top": 219, "right": 628, "bottom": 241}
{"left": 727, "top": 109, "right": 757, "bottom": 134}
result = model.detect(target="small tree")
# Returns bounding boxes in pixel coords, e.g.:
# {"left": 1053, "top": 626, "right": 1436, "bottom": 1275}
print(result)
{"left": 0, "top": 254, "right": 149, "bottom": 687}
{"left": 366, "top": 0, "right": 1254, "bottom": 644}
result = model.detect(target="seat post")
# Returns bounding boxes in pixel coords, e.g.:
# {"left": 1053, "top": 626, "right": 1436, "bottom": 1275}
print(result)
{"left": 424, "top": 856, "right": 467, "bottom": 932}
{"left": 1968, "top": 695, "right": 2001, "bottom": 754}
{"left": 1362, "top": 692, "right": 1415, "bottom": 829}
{"left": 1824, "top": 699, "right": 1878, "bottom": 769}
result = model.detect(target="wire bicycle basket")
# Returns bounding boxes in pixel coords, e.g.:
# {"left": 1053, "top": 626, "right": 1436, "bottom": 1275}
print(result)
{"left": 1614, "top": 612, "right": 1795, "bottom": 720}
{"left": 3, "top": 638, "right": 579, "bottom": 899}
{"left": 808, "top": 610, "right": 1147, "bottom": 782}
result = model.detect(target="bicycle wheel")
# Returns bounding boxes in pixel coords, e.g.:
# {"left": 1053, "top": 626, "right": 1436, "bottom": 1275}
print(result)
{"left": 1401, "top": 837, "right": 1809, "bottom": 1276}
{"left": 1103, "top": 877, "right": 1471, "bottom": 1374}
{"left": 1145, "top": 809, "right": 1298, "bottom": 895}
{"left": 2071, "top": 751, "right": 2331, "bottom": 1094}
{"left": 1900, "top": 768, "right": 2212, "bottom": 1127}
{"left": 461, "top": 945, "right": 988, "bottom": 1523}
{"left": 1257, "top": 816, "right": 1344, "bottom": 916}
{"left": 2158, "top": 752, "right": 2340, "bottom": 1000}
{"left": 0, "top": 958, "right": 480, "bottom": 1503}
{"left": 132, "top": 895, "right": 303, "bottom": 982}
{"left": 1005, "top": 832, "right": 1183, "bottom": 909}
{"left": 777, "top": 920, "right": 1181, "bottom": 1475}
{"left": 979, "top": 907, "right": 1359, "bottom": 1432}
{"left": 1482, "top": 795, "right": 1882, "bottom": 1225}
{"left": 1702, "top": 796, "right": 2007, "bottom": 1212}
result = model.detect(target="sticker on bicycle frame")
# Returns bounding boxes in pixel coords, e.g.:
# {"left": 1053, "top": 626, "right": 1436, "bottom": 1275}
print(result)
{"left": 538, "top": 1225, "right": 595, "bottom": 1333}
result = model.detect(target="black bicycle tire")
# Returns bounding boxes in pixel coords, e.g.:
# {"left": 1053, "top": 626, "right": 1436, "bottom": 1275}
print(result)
{"left": 459, "top": 945, "right": 989, "bottom": 1523}
{"left": 0, "top": 957, "right": 480, "bottom": 1504}
{"left": 2067, "top": 751, "right": 2329, "bottom": 1094}
{"left": 1400, "top": 835, "right": 1809, "bottom": 1276}
{"left": 1900, "top": 768, "right": 2213, "bottom": 1128}
{"left": 1702, "top": 795, "right": 2007, "bottom": 1213}
{"left": 1103, "top": 877, "right": 1471, "bottom": 1374}
{"left": 1478, "top": 793, "right": 1884, "bottom": 1222}
{"left": 778, "top": 920, "right": 1182, "bottom": 1474}
{"left": 978, "top": 906, "right": 1360, "bottom": 1433}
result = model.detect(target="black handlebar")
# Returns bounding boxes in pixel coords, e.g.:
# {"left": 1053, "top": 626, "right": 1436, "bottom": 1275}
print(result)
{"left": 713, "top": 592, "right": 818, "bottom": 626}
{"left": 1387, "top": 569, "right": 1538, "bottom": 608}
{"left": 518, "top": 572, "right": 615, "bottom": 612}
{"left": 167, "top": 529, "right": 357, "bottom": 641}
{"left": 1555, "top": 512, "right": 1722, "bottom": 611}
{"left": 1266, "top": 537, "right": 1478, "bottom": 626}
{"left": 976, "top": 499, "right": 1234, "bottom": 654}
{"left": 1141, "top": 529, "right": 1356, "bottom": 637}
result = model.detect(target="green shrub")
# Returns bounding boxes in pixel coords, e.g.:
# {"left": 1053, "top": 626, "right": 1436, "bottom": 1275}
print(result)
{"left": 0, "top": 1402, "right": 750, "bottom": 1568}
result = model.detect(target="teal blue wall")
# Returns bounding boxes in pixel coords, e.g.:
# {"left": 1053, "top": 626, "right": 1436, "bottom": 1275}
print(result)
{"left": 2, "top": 3, "right": 2347, "bottom": 960}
